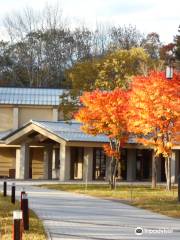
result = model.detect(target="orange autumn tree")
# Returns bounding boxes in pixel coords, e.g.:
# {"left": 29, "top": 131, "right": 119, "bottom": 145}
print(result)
{"left": 128, "top": 71, "right": 180, "bottom": 190}
{"left": 75, "top": 88, "right": 129, "bottom": 189}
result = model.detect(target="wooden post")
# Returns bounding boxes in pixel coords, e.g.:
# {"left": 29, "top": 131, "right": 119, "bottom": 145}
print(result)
{"left": 11, "top": 183, "right": 16, "bottom": 204}
{"left": 13, "top": 210, "right": 22, "bottom": 240}
{"left": 20, "top": 189, "right": 26, "bottom": 210}
{"left": 3, "top": 181, "right": 7, "bottom": 197}
{"left": 22, "top": 193, "right": 29, "bottom": 231}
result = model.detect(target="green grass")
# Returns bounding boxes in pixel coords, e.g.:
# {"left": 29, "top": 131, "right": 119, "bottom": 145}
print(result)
{"left": 40, "top": 183, "right": 180, "bottom": 218}
{"left": 0, "top": 193, "right": 46, "bottom": 240}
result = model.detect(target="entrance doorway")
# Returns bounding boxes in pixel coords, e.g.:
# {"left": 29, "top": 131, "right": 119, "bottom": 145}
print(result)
{"left": 93, "top": 148, "right": 106, "bottom": 180}
{"left": 30, "top": 148, "right": 44, "bottom": 179}
{"left": 70, "top": 147, "right": 84, "bottom": 180}
{"left": 136, "top": 149, "right": 152, "bottom": 180}
{"left": 120, "top": 149, "right": 127, "bottom": 180}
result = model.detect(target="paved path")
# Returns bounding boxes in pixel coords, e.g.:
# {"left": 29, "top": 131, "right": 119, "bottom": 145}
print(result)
{"left": 1, "top": 180, "right": 180, "bottom": 240}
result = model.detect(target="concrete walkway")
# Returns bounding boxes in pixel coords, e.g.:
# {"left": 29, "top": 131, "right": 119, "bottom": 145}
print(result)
{"left": 1, "top": 180, "right": 180, "bottom": 240}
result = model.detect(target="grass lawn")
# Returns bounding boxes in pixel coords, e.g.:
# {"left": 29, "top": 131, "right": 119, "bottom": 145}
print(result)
{"left": 40, "top": 183, "right": 180, "bottom": 218}
{"left": 0, "top": 193, "right": 46, "bottom": 240}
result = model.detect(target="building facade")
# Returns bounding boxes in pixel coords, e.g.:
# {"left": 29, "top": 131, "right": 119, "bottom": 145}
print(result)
{"left": 0, "top": 87, "right": 179, "bottom": 182}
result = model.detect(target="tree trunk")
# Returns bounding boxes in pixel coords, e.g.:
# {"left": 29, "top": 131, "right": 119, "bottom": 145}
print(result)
{"left": 109, "top": 157, "right": 118, "bottom": 190}
{"left": 152, "top": 153, "right": 157, "bottom": 188}
{"left": 109, "top": 157, "right": 114, "bottom": 190}
{"left": 113, "top": 160, "right": 118, "bottom": 190}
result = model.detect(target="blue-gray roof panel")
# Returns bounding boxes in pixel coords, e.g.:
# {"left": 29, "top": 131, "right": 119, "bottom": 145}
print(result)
{"left": 0, "top": 130, "right": 13, "bottom": 140}
{"left": 32, "top": 120, "right": 138, "bottom": 143}
{"left": 0, "top": 87, "right": 64, "bottom": 106}
{"left": 32, "top": 120, "right": 109, "bottom": 143}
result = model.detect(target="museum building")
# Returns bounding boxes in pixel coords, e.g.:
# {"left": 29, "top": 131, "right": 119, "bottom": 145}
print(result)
{"left": 0, "top": 87, "right": 179, "bottom": 182}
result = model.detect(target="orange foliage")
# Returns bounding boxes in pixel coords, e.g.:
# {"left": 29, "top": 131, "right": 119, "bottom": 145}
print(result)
{"left": 75, "top": 88, "right": 130, "bottom": 159}
{"left": 103, "top": 144, "right": 120, "bottom": 159}
{"left": 75, "top": 71, "right": 180, "bottom": 160}
{"left": 128, "top": 71, "right": 180, "bottom": 157}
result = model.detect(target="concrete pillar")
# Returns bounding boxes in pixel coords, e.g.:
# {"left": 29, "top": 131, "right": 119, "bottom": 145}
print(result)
{"left": 83, "top": 147, "right": 93, "bottom": 181}
{"left": 53, "top": 108, "right": 58, "bottom": 121}
{"left": 171, "top": 150, "right": 178, "bottom": 183}
{"left": 13, "top": 107, "right": 19, "bottom": 129}
{"left": 59, "top": 144, "right": 71, "bottom": 181}
{"left": 52, "top": 149, "right": 56, "bottom": 169}
{"left": 156, "top": 156, "right": 162, "bottom": 182}
{"left": 43, "top": 146, "right": 53, "bottom": 180}
{"left": 52, "top": 148, "right": 60, "bottom": 179}
{"left": 177, "top": 150, "right": 180, "bottom": 179}
{"left": 52, "top": 149, "right": 56, "bottom": 179}
{"left": 15, "top": 149, "right": 20, "bottom": 179}
{"left": 16, "top": 143, "right": 30, "bottom": 179}
{"left": 105, "top": 157, "right": 111, "bottom": 181}
{"left": 127, "top": 149, "right": 136, "bottom": 181}
{"left": 151, "top": 150, "right": 161, "bottom": 182}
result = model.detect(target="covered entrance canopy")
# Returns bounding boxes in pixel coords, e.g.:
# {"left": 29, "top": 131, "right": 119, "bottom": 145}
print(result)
{"left": 2, "top": 120, "right": 109, "bottom": 180}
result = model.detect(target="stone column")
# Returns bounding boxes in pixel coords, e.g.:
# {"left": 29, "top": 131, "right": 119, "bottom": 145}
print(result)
{"left": 151, "top": 150, "right": 161, "bottom": 182}
{"left": 83, "top": 147, "right": 93, "bottom": 181}
{"left": 16, "top": 143, "right": 30, "bottom": 179}
{"left": 176, "top": 150, "right": 180, "bottom": 179}
{"left": 52, "top": 108, "right": 58, "bottom": 121}
{"left": 52, "top": 148, "right": 60, "bottom": 179}
{"left": 105, "top": 157, "right": 111, "bottom": 181}
{"left": 13, "top": 107, "right": 19, "bottom": 129}
{"left": 52, "top": 149, "right": 56, "bottom": 179}
{"left": 59, "top": 144, "right": 71, "bottom": 181}
{"left": 171, "top": 150, "right": 178, "bottom": 183}
{"left": 43, "top": 146, "right": 53, "bottom": 180}
{"left": 127, "top": 149, "right": 136, "bottom": 181}
{"left": 156, "top": 156, "right": 162, "bottom": 182}
{"left": 15, "top": 148, "right": 20, "bottom": 179}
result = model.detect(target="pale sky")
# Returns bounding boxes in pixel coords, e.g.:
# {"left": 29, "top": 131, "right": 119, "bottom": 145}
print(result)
{"left": 0, "top": 0, "right": 179, "bottom": 43}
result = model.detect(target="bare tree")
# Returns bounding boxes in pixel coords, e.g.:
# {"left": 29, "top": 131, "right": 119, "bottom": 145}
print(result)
{"left": 109, "top": 25, "right": 144, "bottom": 50}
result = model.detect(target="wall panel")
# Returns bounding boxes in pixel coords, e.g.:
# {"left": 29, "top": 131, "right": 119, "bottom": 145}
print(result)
{"left": 0, "top": 148, "right": 16, "bottom": 177}
{"left": 31, "top": 148, "right": 44, "bottom": 179}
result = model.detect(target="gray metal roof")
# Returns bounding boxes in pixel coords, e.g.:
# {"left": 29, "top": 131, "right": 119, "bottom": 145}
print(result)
{"left": 0, "top": 130, "right": 13, "bottom": 140}
{"left": 1, "top": 120, "right": 179, "bottom": 146}
{"left": 0, "top": 87, "right": 65, "bottom": 106}
{"left": 32, "top": 120, "right": 139, "bottom": 143}
{"left": 1, "top": 120, "right": 138, "bottom": 143}
{"left": 32, "top": 120, "right": 109, "bottom": 143}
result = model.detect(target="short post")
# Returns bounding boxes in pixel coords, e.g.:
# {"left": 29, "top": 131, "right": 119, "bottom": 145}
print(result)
{"left": 13, "top": 210, "right": 23, "bottom": 240}
{"left": 22, "top": 193, "right": 29, "bottom": 231}
{"left": 11, "top": 183, "right": 16, "bottom": 204}
{"left": 20, "top": 189, "right": 26, "bottom": 210}
{"left": 178, "top": 175, "right": 180, "bottom": 202}
{"left": 3, "top": 181, "right": 7, "bottom": 197}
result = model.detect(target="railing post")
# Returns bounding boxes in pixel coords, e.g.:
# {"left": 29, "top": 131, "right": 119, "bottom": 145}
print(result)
{"left": 13, "top": 210, "right": 23, "bottom": 240}
{"left": 22, "top": 193, "right": 29, "bottom": 231}
{"left": 11, "top": 183, "right": 16, "bottom": 204}
{"left": 3, "top": 181, "right": 7, "bottom": 197}
{"left": 20, "top": 189, "right": 26, "bottom": 210}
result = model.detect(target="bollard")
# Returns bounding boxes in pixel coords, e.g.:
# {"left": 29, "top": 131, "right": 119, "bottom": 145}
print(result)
{"left": 3, "top": 181, "right": 7, "bottom": 197}
{"left": 178, "top": 175, "right": 180, "bottom": 202}
{"left": 21, "top": 193, "right": 29, "bottom": 231}
{"left": 13, "top": 210, "right": 23, "bottom": 240}
{"left": 11, "top": 183, "right": 16, "bottom": 204}
{"left": 20, "top": 189, "right": 26, "bottom": 210}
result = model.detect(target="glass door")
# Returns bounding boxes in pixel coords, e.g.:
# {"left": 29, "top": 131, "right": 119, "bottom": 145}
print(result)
{"left": 70, "top": 147, "right": 84, "bottom": 180}
{"left": 93, "top": 148, "right": 106, "bottom": 180}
